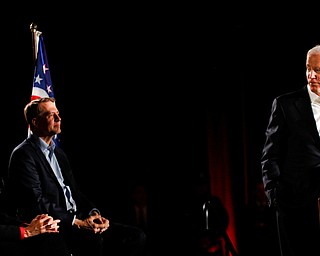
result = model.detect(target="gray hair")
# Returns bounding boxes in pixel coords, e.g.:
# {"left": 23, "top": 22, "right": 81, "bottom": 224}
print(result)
{"left": 307, "top": 45, "right": 320, "bottom": 56}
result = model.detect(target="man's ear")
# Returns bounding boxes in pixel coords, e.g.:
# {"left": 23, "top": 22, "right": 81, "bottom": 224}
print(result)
{"left": 31, "top": 117, "right": 38, "bottom": 128}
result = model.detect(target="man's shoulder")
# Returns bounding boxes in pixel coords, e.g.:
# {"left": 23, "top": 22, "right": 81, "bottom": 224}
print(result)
{"left": 14, "top": 137, "right": 34, "bottom": 148}
{"left": 11, "top": 137, "right": 38, "bottom": 156}
{"left": 275, "top": 86, "right": 307, "bottom": 102}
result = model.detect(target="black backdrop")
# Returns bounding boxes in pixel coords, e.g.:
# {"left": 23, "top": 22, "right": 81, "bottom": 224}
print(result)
{"left": 1, "top": 5, "right": 318, "bottom": 254}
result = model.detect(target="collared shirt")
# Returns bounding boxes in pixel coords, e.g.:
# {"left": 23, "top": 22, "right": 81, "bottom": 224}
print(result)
{"left": 37, "top": 136, "right": 77, "bottom": 212}
{"left": 308, "top": 85, "right": 320, "bottom": 137}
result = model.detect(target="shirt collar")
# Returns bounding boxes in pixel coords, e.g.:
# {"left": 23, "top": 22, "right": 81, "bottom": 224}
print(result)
{"left": 307, "top": 85, "right": 320, "bottom": 105}
{"left": 32, "top": 133, "right": 56, "bottom": 152}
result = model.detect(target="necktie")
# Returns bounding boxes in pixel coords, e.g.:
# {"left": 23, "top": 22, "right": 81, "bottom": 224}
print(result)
{"left": 47, "top": 146, "right": 75, "bottom": 210}
{"left": 48, "top": 146, "right": 54, "bottom": 160}
{"left": 65, "top": 186, "right": 74, "bottom": 208}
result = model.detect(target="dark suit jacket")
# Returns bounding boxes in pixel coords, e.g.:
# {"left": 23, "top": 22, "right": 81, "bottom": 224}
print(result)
{"left": 4, "top": 134, "right": 96, "bottom": 228}
{"left": 0, "top": 212, "right": 22, "bottom": 241}
{"left": 261, "top": 86, "right": 320, "bottom": 208}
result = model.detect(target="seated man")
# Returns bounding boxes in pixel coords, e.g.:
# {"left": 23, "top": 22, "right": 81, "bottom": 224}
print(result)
{"left": 3, "top": 97, "right": 146, "bottom": 256}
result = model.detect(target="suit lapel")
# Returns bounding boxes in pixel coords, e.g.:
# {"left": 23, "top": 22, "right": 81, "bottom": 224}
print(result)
{"left": 27, "top": 136, "right": 60, "bottom": 182}
{"left": 295, "top": 88, "right": 320, "bottom": 146}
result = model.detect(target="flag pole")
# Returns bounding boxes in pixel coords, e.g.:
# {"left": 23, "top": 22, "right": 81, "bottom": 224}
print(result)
{"left": 30, "top": 22, "right": 38, "bottom": 64}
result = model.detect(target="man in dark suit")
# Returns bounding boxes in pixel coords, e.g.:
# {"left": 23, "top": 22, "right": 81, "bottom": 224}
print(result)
{"left": 261, "top": 45, "right": 320, "bottom": 256}
{"left": 3, "top": 97, "right": 146, "bottom": 256}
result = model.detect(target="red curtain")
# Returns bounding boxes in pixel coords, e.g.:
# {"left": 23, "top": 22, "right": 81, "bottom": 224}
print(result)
{"left": 207, "top": 112, "right": 239, "bottom": 253}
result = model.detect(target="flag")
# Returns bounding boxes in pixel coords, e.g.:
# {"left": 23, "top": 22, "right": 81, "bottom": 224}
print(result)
{"left": 31, "top": 30, "right": 60, "bottom": 146}
{"left": 32, "top": 31, "right": 55, "bottom": 100}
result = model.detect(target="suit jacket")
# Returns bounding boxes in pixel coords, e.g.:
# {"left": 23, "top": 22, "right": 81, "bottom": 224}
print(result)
{"left": 261, "top": 85, "right": 320, "bottom": 208}
{"left": 0, "top": 212, "right": 22, "bottom": 241}
{"left": 4, "top": 134, "right": 96, "bottom": 228}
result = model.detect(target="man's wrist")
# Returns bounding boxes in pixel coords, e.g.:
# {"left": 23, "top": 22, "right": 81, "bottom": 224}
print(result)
{"left": 19, "top": 227, "right": 25, "bottom": 240}
{"left": 23, "top": 227, "right": 32, "bottom": 239}
{"left": 73, "top": 218, "right": 82, "bottom": 229}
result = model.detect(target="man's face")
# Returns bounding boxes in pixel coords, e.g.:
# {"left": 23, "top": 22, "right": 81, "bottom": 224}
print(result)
{"left": 306, "top": 54, "right": 320, "bottom": 96}
{"left": 33, "top": 101, "right": 61, "bottom": 137}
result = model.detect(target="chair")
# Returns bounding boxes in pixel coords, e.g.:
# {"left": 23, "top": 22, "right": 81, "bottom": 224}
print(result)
{"left": 202, "top": 200, "right": 238, "bottom": 256}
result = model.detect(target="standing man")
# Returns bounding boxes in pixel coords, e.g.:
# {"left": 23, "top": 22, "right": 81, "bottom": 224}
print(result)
{"left": 261, "top": 45, "right": 320, "bottom": 256}
{"left": 4, "top": 97, "right": 146, "bottom": 256}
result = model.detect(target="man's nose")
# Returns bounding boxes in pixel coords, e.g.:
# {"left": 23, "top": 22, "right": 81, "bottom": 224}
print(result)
{"left": 310, "top": 70, "right": 317, "bottom": 78}
{"left": 54, "top": 113, "right": 61, "bottom": 122}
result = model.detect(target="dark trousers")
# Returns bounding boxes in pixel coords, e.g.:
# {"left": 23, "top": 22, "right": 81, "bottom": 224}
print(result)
{"left": 65, "top": 222, "right": 147, "bottom": 256}
{"left": 276, "top": 202, "right": 320, "bottom": 256}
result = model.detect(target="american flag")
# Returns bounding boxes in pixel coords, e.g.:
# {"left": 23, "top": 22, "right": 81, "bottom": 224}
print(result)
{"left": 31, "top": 31, "right": 55, "bottom": 101}
{"left": 31, "top": 30, "right": 60, "bottom": 146}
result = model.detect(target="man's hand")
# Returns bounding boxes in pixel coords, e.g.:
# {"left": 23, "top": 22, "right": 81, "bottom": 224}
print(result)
{"left": 74, "top": 214, "right": 109, "bottom": 234}
{"left": 24, "top": 214, "right": 60, "bottom": 238}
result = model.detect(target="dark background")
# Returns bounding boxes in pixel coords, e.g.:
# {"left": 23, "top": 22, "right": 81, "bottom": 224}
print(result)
{"left": 1, "top": 5, "right": 318, "bottom": 255}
